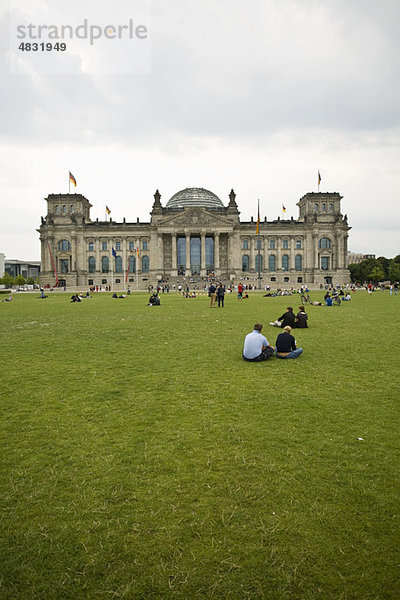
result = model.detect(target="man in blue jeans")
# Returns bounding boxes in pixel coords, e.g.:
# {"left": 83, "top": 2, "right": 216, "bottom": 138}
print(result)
{"left": 275, "top": 325, "right": 303, "bottom": 359}
{"left": 243, "top": 323, "right": 274, "bottom": 362}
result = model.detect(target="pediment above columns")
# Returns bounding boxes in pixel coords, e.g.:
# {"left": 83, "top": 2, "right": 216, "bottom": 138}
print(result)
{"left": 154, "top": 207, "right": 235, "bottom": 230}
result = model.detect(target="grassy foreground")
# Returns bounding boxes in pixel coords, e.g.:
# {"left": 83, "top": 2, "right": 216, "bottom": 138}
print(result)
{"left": 0, "top": 290, "right": 399, "bottom": 599}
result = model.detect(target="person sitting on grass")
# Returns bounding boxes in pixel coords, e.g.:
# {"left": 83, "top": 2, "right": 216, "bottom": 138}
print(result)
{"left": 269, "top": 306, "right": 295, "bottom": 327}
{"left": 243, "top": 323, "right": 274, "bottom": 362}
{"left": 294, "top": 306, "right": 308, "bottom": 328}
{"left": 148, "top": 293, "right": 160, "bottom": 306}
{"left": 275, "top": 325, "right": 303, "bottom": 359}
{"left": 2, "top": 293, "right": 12, "bottom": 302}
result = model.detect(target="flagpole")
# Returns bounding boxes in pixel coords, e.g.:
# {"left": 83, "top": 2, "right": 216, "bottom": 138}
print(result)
{"left": 68, "top": 173, "right": 70, "bottom": 194}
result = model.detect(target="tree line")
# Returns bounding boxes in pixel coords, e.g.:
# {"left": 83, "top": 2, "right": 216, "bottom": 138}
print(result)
{"left": 349, "top": 255, "right": 400, "bottom": 283}
{"left": 0, "top": 273, "right": 37, "bottom": 288}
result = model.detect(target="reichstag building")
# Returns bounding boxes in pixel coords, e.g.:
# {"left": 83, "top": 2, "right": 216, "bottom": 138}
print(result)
{"left": 38, "top": 187, "right": 351, "bottom": 288}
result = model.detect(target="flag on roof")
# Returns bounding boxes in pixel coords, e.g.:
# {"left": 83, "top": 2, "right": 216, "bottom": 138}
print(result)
{"left": 69, "top": 172, "right": 76, "bottom": 187}
{"left": 106, "top": 206, "right": 111, "bottom": 215}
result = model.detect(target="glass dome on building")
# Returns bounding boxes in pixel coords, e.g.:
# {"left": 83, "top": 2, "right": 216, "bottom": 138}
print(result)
{"left": 166, "top": 187, "right": 224, "bottom": 209}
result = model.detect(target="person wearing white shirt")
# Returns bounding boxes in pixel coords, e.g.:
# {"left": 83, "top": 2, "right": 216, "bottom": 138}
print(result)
{"left": 243, "top": 323, "right": 274, "bottom": 362}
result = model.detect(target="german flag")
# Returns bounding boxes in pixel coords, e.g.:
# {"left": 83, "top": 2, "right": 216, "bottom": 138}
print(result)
{"left": 106, "top": 206, "right": 111, "bottom": 215}
{"left": 69, "top": 172, "right": 77, "bottom": 187}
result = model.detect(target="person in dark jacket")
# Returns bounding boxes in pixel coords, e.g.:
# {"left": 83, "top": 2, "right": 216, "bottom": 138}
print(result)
{"left": 294, "top": 306, "right": 308, "bottom": 328}
{"left": 275, "top": 326, "right": 303, "bottom": 359}
{"left": 269, "top": 307, "right": 295, "bottom": 328}
{"left": 216, "top": 283, "right": 225, "bottom": 308}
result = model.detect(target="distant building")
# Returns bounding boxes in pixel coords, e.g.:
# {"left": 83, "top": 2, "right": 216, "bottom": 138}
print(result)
{"left": 38, "top": 187, "right": 351, "bottom": 289}
{"left": 4, "top": 258, "right": 41, "bottom": 279}
{"left": 0, "top": 253, "right": 5, "bottom": 278}
{"left": 347, "top": 252, "right": 376, "bottom": 265}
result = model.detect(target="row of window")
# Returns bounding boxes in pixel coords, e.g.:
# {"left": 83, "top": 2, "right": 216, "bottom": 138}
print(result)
{"left": 87, "top": 240, "right": 148, "bottom": 252}
{"left": 55, "top": 205, "right": 74, "bottom": 214}
{"left": 315, "top": 203, "right": 334, "bottom": 212}
{"left": 88, "top": 256, "right": 150, "bottom": 274}
{"left": 242, "top": 237, "right": 332, "bottom": 250}
{"left": 241, "top": 254, "right": 330, "bottom": 272}
{"left": 57, "top": 237, "right": 332, "bottom": 255}
{"left": 242, "top": 239, "right": 303, "bottom": 250}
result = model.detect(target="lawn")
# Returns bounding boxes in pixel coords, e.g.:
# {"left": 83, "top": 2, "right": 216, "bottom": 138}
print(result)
{"left": 0, "top": 290, "right": 399, "bottom": 599}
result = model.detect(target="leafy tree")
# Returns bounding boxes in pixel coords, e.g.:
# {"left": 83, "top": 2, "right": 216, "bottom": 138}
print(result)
{"left": 368, "top": 266, "right": 385, "bottom": 283}
{"left": 26, "top": 277, "right": 35, "bottom": 285}
{"left": 388, "top": 260, "right": 400, "bottom": 282}
{"left": 392, "top": 254, "right": 400, "bottom": 265}
{"left": 15, "top": 275, "right": 26, "bottom": 286}
{"left": 376, "top": 256, "right": 390, "bottom": 279}
{"left": 0, "top": 273, "right": 15, "bottom": 288}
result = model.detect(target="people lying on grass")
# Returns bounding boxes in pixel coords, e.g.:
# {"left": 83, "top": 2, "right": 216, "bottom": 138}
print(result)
{"left": 293, "top": 306, "right": 308, "bottom": 328}
{"left": 2, "top": 293, "right": 12, "bottom": 302}
{"left": 275, "top": 325, "right": 303, "bottom": 359}
{"left": 269, "top": 306, "right": 295, "bottom": 327}
{"left": 148, "top": 293, "right": 160, "bottom": 306}
{"left": 70, "top": 294, "right": 81, "bottom": 302}
{"left": 243, "top": 323, "right": 274, "bottom": 362}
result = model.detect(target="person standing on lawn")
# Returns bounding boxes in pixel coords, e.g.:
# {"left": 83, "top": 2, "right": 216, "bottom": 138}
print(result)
{"left": 216, "top": 283, "right": 225, "bottom": 308}
{"left": 208, "top": 282, "right": 217, "bottom": 308}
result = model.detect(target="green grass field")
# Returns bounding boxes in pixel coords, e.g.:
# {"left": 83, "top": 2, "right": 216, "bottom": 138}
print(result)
{"left": 1, "top": 290, "right": 399, "bottom": 599}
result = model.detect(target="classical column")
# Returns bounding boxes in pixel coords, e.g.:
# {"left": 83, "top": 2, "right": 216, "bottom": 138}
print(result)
{"left": 122, "top": 237, "right": 127, "bottom": 282}
{"left": 314, "top": 236, "right": 319, "bottom": 269}
{"left": 200, "top": 232, "right": 206, "bottom": 276}
{"left": 214, "top": 233, "right": 220, "bottom": 273}
{"left": 276, "top": 237, "right": 282, "bottom": 272}
{"left": 290, "top": 237, "right": 295, "bottom": 270}
{"left": 250, "top": 236, "right": 255, "bottom": 271}
{"left": 171, "top": 233, "right": 177, "bottom": 276}
{"left": 185, "top": 233, "right": 191, "bottom": 275}
{"left": 158, "top": 233, "right": 164, "bottom": 274}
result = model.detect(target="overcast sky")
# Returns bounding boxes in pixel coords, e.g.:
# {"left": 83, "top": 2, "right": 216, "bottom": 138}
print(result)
{"left": 1, "top": 0, "right": 399, "bottom": 261}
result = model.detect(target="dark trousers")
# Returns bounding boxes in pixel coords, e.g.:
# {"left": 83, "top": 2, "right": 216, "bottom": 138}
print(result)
{"left": 217, "top": 295, "right": 224, "bottom": 307}
{"left": 243, "top": 347, "right": 274, "bottom": 362}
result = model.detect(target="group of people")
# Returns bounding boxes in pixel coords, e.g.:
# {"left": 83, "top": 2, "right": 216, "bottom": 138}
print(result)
{"left": 208, "top": 283, "right": 226, "bottom": 308}
{"left": 269, "top": 306, "right": 308, "bottom": 329}
{"left": 243, "top": 323, "right": 303, "bottom": 361}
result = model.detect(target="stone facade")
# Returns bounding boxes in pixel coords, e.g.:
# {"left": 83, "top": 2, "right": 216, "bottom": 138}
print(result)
{"left": 37, "top": 187, "right": 351, "bottom": 289}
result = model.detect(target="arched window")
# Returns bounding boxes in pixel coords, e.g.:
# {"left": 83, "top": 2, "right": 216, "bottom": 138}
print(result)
{"left": 242, "top": 255, "right": 249, "bottom": 272}
{"left": 268, "top": 255, "right": 276, "bottom": 271}
{"left": 102, "top": 256, "right": 109, "bottom": 273}
{"left": 115, "top": 256, "right": 123, "bottom": 273}
{"left": 57, "top": 239, "right": 71, "bottom": 251}
{"left": 319, "top": 237, "right": 331, "bottom": 248}
{"left": 269, "top": 239, "right": 275, "bottom": 249}
{"left": 88, "top": 242, "right": 94, "bottom": 251}
{"left": 255, "top": 254, "right": 263, "bottom": 272}
{"left": 296, "top": 239, "right": 302, "bottom": 249}
{"left": 142, "top": 255, "right": 149, "bottom": 273}
{"left": 295, "top": 254, "right": 302, "bottom": 271}
{"left": 282, "top": 254, "right": 289, "bottom": 271}
{"left": 329, "top": 203, "right": 333, "bottom": 211}
{"left": 129, "top": 255, "right": 136, "bottom": 273}
{"left": 322, "top": 203, "right": 326, "bottom": 211}
{"left": 55, "top": 205, "right": 59, "bottom": 213}
{"left": 88, "top": 256, "right": 96, "bottom": 273}
{"left": 243, "top": 239, "right": 249, "bottom": 250}
{"left": 314, "top": 203, "right": 319, "bottom": 211}
{"left": 70, "top": 205, "right": 74, "bottom": 213}
{"left": 62, "top": 205, "right": 67, "bottom": 213}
